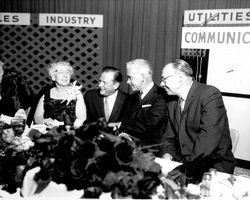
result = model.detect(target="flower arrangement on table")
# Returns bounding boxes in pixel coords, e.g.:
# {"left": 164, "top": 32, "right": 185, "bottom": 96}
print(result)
{"left": 0, "top": 120, "right": 169, "bottom": 199}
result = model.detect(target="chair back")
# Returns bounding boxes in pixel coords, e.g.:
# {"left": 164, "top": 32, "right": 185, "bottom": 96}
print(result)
{"left": 230, "top": 128, "right": 239, "bottom": 154}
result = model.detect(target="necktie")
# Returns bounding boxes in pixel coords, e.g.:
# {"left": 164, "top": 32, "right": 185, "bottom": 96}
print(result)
{"left": 179, "top": 98, "right": 185, "bottom": 112}
{"left": 104, "top": 97, "right": 110, "bottom": 121}
{"left": 139, "top": 91, "right": 143, "bottom": 100}
{"left": 176, "top": 98, "right": 184, "bottom": 124}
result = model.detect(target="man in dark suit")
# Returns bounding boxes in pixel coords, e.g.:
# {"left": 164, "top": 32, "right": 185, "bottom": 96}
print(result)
{"left": 84, "top": 66, "right": 127, "bottom": 124}
{"left": 160, "top": 59, "right": 236, "bottom": 174}
{"left": 119, "top": 59, "right": 170, "bottom": 156}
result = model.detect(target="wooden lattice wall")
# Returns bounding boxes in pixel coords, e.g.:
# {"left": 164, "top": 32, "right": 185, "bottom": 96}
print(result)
{"left": 0, "top": 14, "right": 102, "bottom": 93}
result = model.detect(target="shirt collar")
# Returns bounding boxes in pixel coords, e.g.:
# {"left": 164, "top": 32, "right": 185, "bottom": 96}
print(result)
{"left": 141, "top": 82, "right": 154, "bottom": 99}
{"left": 180, "top": 80, "right": 193, "bottom": 101}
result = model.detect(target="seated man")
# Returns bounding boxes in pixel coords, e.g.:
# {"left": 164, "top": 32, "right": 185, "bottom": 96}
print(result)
{"left": 84, "top": 66, "right": 128, "bottom": 125}
{"left": 160, "top": 59, "right": 236, "bottom": 174}
{"left": 119, "top": 59, "right": 171, "bottom": 156}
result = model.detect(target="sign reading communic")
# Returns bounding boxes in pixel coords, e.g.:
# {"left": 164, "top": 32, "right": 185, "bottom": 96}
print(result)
{"left": 182, "top": 26, "right": 250, "bottom": 48}
{"left": 39, "top": 13, "right": 103, "bottom": 28}
{"left": 0, "top": 12, "right": 30, "bottom": 25}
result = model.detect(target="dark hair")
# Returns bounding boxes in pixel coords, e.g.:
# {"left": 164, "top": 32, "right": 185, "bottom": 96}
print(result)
{"left": 169, "top": 59, "right": 193, "bottom": 76}
{"left": 102, "top": 66, "right": 123, "bottom": 83}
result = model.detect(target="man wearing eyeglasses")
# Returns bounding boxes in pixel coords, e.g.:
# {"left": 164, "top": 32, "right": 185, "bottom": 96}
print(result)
{"left": 160, "top": 59, "right": 236, "bottom": 174}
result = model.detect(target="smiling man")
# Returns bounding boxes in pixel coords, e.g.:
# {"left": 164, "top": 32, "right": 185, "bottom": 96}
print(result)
{"left": 84, "top": 66, "right": 127, "bottom": 124}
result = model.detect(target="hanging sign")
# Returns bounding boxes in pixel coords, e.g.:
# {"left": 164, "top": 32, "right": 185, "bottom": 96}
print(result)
{"left": 181, "top": 26, "right": 250, "bottom": 49}
{"left": 184, "top": 9, "right": 250, "bottom": 26}
{"left": 39, "top": 13, "right": 103, "bottom": 28}
{"left": 0, "top": 12, "right": 30, "bottom": 25}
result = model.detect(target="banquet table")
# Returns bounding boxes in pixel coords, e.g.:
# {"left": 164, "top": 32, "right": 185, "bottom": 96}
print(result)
{"left": 0, "top": 157, "right": 250, "bottom": 199}
{"left": 0, "top": 121, "right": 250, "bottom": 199}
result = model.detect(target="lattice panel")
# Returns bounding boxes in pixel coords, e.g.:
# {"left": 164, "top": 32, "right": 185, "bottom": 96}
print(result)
{"left": 0, "top": 14, "right": 102, "bottom": 93}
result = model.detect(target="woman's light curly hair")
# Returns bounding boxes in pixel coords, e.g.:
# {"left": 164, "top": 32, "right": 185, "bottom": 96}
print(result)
{"left": 47, "top": 61, "right": 74, "bottom": 78}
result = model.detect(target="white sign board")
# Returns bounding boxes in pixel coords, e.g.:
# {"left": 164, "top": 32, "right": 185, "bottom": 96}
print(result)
{"left": 39, "top": 13, "right": 103, "bottom": 28}
{"left": 184, "top": 9, "right": 250, "bottom": 25}
{"left": 207, "top": 47, "right": 250, "bottom": 95}
{"left": 181, "top": 26, "right": 250, "bottom": 49}
{"left": 0, "top": 12, "right": 30, "bottom": 25}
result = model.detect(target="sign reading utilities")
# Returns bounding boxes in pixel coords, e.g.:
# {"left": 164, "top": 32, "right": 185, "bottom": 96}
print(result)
{"left": 39, "top": 13, "right": 103, "bottom": 28}
{"left": 184, "top": 8, "right": 250, "bottom": 26}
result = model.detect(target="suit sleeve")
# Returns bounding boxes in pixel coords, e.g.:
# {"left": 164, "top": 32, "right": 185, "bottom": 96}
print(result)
{"left": 190, "top": 87, "right": 229, "bottom": 161}
{"left": 120, "top": 94, "right": 167, "bottom": 138}
{"left": 161, "top": 108, "right": 184, "bottom": 161}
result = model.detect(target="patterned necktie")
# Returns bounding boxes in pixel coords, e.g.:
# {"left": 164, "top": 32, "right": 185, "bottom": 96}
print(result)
{"left": 104, "top": 97, "right": 110, "bottom": 121}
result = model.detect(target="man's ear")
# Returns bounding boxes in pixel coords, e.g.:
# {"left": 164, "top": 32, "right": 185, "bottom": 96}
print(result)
{"left": 114, "top": 82, "right": 120, "bottom": 90}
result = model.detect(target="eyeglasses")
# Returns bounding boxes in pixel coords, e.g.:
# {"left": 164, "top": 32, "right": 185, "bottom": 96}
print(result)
{"left": 161, "top": 74, "right": 176, "bottom": 82}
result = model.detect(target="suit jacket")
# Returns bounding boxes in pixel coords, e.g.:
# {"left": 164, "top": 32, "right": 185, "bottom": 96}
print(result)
{"left": 120, "top": 84, "right": 171, "bottom": 156}
{"left": 161, "top": 81, "right": 236, "bottom": 173}
{"left": 84, "top": 89, "right": 128, "bottom": 123}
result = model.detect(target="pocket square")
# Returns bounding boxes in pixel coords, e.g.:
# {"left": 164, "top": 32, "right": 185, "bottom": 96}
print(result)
{"left": 142, "top": 104, "right": 152, "bottom": 108}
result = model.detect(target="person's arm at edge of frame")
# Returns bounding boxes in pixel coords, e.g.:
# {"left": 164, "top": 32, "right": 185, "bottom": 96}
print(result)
{"left": 33, "top": 95, "right": 45, "bottom": 124}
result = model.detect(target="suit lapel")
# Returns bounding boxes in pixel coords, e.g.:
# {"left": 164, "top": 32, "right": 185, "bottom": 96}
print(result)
{"left": 140, "top": 84, "right": 157, "bottom": 104}
{"left": 182, "top": 81, "right": 199, "bottom": 114}
{"left": 96, "top": 91, "right": 105, "bottom": 117}
{"left": 109, "top": 91, "right": 122, "bottom": 121}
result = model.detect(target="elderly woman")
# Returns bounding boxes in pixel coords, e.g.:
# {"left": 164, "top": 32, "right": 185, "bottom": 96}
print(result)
{"left": 34, "top": 61, "right": 86, "bottom": 128}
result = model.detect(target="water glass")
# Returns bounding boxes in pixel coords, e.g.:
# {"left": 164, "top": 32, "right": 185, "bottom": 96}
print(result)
{"left": 11, "top": 118, "right": 26, "bottom": 136}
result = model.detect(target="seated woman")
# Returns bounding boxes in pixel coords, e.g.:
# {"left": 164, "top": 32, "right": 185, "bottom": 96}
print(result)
{"left": 0, "top": 61, "right": 34, "bottom": 118}
{"left": 34, "top": 61, "right": 86, "bottom": 128}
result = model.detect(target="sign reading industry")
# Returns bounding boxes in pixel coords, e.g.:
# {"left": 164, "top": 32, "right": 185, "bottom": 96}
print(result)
{"left": 0, "top": 12, "right": 103, "bottom": 28}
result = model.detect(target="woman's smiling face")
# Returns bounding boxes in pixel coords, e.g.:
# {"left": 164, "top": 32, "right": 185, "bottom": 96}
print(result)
{"left": 52, "top": 64, "right": 73, "bottom": 86}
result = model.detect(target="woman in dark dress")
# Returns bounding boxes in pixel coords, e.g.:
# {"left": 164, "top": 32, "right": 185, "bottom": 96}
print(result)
{"left": 0, "top": 61, "right": 33, "bottom": 117}
{"left": 34, "top": 61, "right": 86, "bottom": 128}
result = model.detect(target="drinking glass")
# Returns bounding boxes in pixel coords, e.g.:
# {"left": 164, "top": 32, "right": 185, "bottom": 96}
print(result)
{"left": 11, "top": 118, "right": 26, "bottom": 136}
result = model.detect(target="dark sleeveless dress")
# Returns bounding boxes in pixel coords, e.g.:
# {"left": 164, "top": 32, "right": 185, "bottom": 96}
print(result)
{"left": 43, "top": 89, "right": 76, "bottom": 124}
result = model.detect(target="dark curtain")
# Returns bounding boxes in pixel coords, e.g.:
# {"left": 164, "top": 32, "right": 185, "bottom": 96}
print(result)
{"left": 1, "top": 0, "right": 249, "bottom": 91}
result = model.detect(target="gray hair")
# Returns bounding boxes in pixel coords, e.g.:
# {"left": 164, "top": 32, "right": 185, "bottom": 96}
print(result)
{"left": 47, "top": 61, "right": 74, "bottom": 78}
{"left": 167, "top": 59, "right": 193, "bottom": 76}
{"left": 126, "top": 59, "right": 153, "bottom": 77}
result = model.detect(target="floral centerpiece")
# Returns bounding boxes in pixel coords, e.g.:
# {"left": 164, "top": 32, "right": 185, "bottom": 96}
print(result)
{"left": 0, "top": 120, "right": 167, "bottom": 198}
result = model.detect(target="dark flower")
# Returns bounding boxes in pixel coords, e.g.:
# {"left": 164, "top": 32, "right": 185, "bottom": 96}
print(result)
{"left": 135, "top": 173, "right": 162, "bottom": 199}
{"left": 83, "top": 186, "right": 103, "bottom": 198}
{"left": 0, "top": 119, "right": 166, "bottom": 198}
{"left": 114, "top": 138, "right": 134, "bottom": 164}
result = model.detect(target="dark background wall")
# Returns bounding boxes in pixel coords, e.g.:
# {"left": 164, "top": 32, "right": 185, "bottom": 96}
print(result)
{"left": 1, "top": 0, "right": 249, "bottom": 92}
